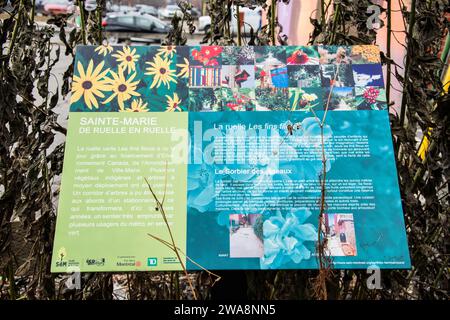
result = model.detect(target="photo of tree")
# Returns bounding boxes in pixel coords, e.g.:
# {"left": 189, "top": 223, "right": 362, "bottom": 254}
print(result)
{"left": 222, "top": 46, "right": 255, "bottom": 65}
{"left": 321, "top": 64, "right": 355, "bottom": 87}
{"left": 220, "top": 88, "right": 256, "bottom": 111}
{"left": 255, "top": 88, "right": 289, "bottom": 110}
{"left": 288, "top": 65, "right": 322, "bottom": 87}
{"left": 323, "top": 87, "right": 356, "bottom": 110}
{"left": 254, "top": 46, "right": 286, "bottom": 64}
{"left": 188, "top": 88, "right": 222, "bottom": 111}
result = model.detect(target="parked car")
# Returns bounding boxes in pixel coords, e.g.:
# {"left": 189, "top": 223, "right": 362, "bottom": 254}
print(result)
{"left": 158, "top": 5, "right": 181, "bottom": 19}
{"left": 199, "top": 6, "right": 262, "bottom": 35}
{"left": 135, "top": 4, "right": 158, "bottom": 17}
{"left": 189, "top": 7, "right": 201, "bottom": 19}
{"left": 43, "top": 0, "right": 74, "bottom": 16}
{"left": 158, "top": 5, "right": 200, "bottom": 20}
{"left": 102, "top": 12, "right": 170, "bottom": 45}
{"left": 108, "top": 4, "right": 134, "bottom": 14}
{"left": 35, "top": 0, "right": 47, "bottom": 13}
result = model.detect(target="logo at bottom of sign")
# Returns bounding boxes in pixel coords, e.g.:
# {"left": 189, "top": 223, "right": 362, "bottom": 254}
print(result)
{"left": 147, "top": 257, "right": 158, "bottom": 267}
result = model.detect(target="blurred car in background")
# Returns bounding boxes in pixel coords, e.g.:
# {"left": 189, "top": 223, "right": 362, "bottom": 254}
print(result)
{"left": 157, "top": 5, "right": 200, "bottom": 20}
{"left": 43, "top": 0, "right": 74, "bottom": 16}
{"left": 109, "top": 4, "right": 134, "bottom": 14}
{"left": 3, "top": 0, "right": 12, "bottom": 11}
{"left": 135, "top": 4, "right": 158, "bottom": 17}
{"left": 102, "top": 12, "right": 170, "bottom": 45}
{"left": 188, "top": 7, "right": 201, "bottom": 19}
{"left": 199, "top": 6, "right": 262, "bottom": 35}
{"left": 35, "top": 0, "right": 47, "bottom": 13}
{"left": 158, "top": 5, "right": 181, "bottom": 19}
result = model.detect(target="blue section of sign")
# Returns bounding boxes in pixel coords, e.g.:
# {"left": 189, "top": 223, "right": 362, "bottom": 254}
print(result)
{"left": 186, "top": 110, "right": 410, "bottom": 270}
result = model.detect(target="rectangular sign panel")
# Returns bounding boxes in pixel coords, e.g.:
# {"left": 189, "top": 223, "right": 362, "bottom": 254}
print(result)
{"left": 51, "top": 45, "right": 410, "bottom": 271}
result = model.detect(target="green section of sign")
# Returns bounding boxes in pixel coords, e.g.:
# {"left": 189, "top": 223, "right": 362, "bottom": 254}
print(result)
{"left": 51, "top": 112, "right": 188, "bottom": 272}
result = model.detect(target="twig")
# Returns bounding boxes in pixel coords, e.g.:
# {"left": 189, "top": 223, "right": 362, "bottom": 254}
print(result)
{"left": 321, "top": 63, "right": 340, "bottom": 127}
{"left": 320, "top": 0, "right": 326, "bottom": 26}
{"left": 144, "top": 177, "right": 197, "bottom": 299}
{"left": 30, "top": 0, "right": 36, "bottom": 24}
{"left": 96, "top": 2, "right": 103, "bottom": 44}
{"left": 312, "top": 60, "right": 341, "bottom": 300}
{"left": 270, "top": 0, "right": 276, "bottom": 45}
{"left": 386, "top": 0, "right": 392, "bottom": 110}
{"left": 236, "top": 4, "right": 242, "bottom": 46}
{"left": 7, "top": 0, "right": 24, "bottom": 60}
{"left": 77, "top": 0, "right": 87, "bottom": 45}
{"left": 398, "top": 0, "right": 416, "bottom": 131}
{"left": 147, "top": 233, "right": 221, "bottom": 287}
{"left": 330, "top": 4, "right": 341, "bottom": 44}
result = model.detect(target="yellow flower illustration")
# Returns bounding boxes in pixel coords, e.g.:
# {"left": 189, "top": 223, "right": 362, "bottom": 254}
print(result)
{"left": 103, "top": 66, "right": 140, "bottom": 110}
{"left": 94, "top": 43, "right": 113, "bottom": 56}
{"left": 145, "top": 55, "right": 177, "bottom": 89}
{"left": 112, "top": 46, "right": 140, "bottom": 73}
{"left": 70, "top": 60, "right": 111, "bottom": 109}
{"left": 121, "top": 98, "right": 149, "bottom": 112}
{"left": 165, "top": 93, "right": 182, "bottom": 112}
{"left": 176, "top": 57, "right": 189, "bottom": 78}
{"left": 156, "top": 45, "right": 176, "bottom": 59}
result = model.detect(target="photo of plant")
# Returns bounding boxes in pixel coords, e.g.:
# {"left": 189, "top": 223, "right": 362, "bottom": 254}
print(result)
{"left": 286, "top": 46, "right": 320, "bottom": 65}
{"left": 222, "top": 46, "right": 255, "bottom": 65}
{"left": 222, "top": 65, "right": 255, "bottom": 88}
{"left": 221, "top": 88, "right": 256, "bottom": 111}
{"left": 254, "top": 46, "right": 286, "bottom": 65}
{"left": 318, "top": 45, "right": 352, "bottom": 64}
{"left": 320, "top": 64, "right": 355, "bottom": 87}
{"left": 188, "top": 88, "right": 222, "bottom": 111}
{"left": 354, "top": 87, "right": 387, "bottom": 110}
{"left": 261, "top": 209, "right": 317, "bottom": 269}
{"left": 352, "top": 64, "right": 384, "bottom": 87}
{"left": 324, "top": 87, "right": 356, "bottom": 110}
{"left": 189, "top": 45, "right": 223, "bottom": 66}
{"left": 289, "top": 88, "right": 324, "bottom": 111}
{"left": 230, "top": 214, "right": 264, "bottom": 258}
{"left": 255, "top": 88, "right": 289, "bottom": 111}
{"left": 350, "top": 45, "right": 381, "bottom": 64}
{"left": 288, "top": 65, "right": 322, "bottom": 87}
{"left": 322, "top": 214, "right": 357, "bottom": 257}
